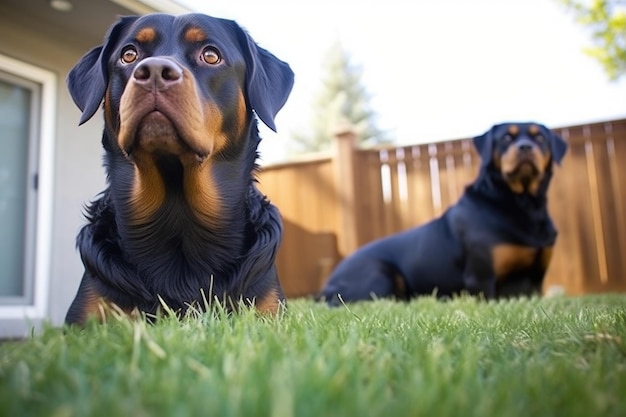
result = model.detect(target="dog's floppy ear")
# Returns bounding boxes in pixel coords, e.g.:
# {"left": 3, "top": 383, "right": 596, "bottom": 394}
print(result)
{"left": 235, "top": 25, "right": 294, "bottom": 132}
{"left": 472, "top": 125, "right": 497, "bottom": 168}
{"left": 67, "top": 16, "right": 138, "bottom": 125}
{"left": 549, "top": 131, "right": 568, "bottom": 165}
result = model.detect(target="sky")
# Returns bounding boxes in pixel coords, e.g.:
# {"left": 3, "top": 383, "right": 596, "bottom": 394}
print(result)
{"left": 180, "top": 0, "right": 626, "bottom": 163}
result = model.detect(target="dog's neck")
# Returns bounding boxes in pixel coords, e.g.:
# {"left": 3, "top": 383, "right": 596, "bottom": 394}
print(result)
{"left": 466, "top": 168, "right": 557, "bottom": 246}
{"left": 110, "top": 124, "right": 257, "bottom": 240}
{"left": 471, "top": 166, "right": 553, "bottom": 210}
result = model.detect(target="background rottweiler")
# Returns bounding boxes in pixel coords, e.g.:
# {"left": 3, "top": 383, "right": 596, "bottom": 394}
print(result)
{"left": 320, "top": 122, "right": 568, "bottom": 305}
{"left": 64, "top": 13, "right": 294, "bottom": 324}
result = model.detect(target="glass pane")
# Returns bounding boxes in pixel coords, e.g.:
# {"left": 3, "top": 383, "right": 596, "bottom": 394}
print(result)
{"left": 0, "top": 80, "right": 30, "bottom": 297}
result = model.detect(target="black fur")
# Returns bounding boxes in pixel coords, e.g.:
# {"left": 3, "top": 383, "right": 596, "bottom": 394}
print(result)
{"left": 65, "top": 13, "right": 294, "bottom": 324}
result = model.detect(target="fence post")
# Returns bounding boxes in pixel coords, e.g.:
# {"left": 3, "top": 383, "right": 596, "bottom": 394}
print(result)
{"left": 332, "top": 123, "right": 359, "bottom": 257}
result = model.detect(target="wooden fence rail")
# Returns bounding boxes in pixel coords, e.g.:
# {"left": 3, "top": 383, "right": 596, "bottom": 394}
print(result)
{"left": 258, "top": 118, "right": 626, "bottom": 298}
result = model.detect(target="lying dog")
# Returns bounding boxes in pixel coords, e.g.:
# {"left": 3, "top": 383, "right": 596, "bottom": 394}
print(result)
{"left": 65, "top": 13, "right": 294, "bottom": 324}
{"left": 320, "top": 122, "right": 568, "bottom": 305}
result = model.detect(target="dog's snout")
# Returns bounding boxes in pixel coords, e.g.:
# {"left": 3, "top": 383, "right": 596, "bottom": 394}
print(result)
{"left": 133, "top": 57, "right": 183, "bottom": 91}
{"left": 517, "top": 139, "right": 534, "bottom": 153}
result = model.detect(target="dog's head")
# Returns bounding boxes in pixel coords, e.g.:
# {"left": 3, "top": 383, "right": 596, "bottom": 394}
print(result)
{"left": 67, "top": 13, "right": 294, "bottom": 161}
{"left": 473, "top": 122, "right": 567, "bottom": 195}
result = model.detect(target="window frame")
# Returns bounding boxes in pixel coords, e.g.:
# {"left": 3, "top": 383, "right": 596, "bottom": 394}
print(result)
{"left": 0, "top": 53, "right": 55, "bottom": 321}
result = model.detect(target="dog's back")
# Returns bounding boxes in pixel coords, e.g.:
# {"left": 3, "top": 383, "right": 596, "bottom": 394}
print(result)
{"left": 320, "top": 211, "right": 464, "bottom": 305}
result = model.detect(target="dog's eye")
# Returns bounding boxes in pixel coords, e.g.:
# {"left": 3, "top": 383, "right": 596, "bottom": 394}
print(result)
{"left": 535, "top": 135, "right": 544, "bottom": 143}
{"left": 201, "top": 47, "right": 221, "bottom": 65}
{"left": 121, "top": 47, "right": 138, "bottom": 64}
{"left": 502, "top": 134, "right": 514, "bottom": 143}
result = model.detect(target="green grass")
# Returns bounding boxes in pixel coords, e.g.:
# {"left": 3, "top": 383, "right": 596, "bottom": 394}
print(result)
{"left": 1, "top": 295, "right": 625, "bottom": 417}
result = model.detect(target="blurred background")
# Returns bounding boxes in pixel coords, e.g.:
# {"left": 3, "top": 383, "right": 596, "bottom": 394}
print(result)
{"left": 182, "top": 0, "right": 626, "bottom": 163}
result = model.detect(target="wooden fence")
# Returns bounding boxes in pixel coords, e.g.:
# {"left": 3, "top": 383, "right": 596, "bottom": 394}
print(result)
{"left": 257, "top": 118, "right": 626, "bottom": 298}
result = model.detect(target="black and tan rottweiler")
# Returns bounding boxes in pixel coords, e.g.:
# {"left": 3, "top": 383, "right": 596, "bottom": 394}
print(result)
{"left": 64, "top": 13, "right": 294, "bottom": 324}
{"left": 320, "top": 122, "right": 568, "bottom": 305}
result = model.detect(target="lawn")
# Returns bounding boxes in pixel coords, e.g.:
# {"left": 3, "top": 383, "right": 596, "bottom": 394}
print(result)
{"left": 1, "top": 295, "right": 625, "bottom": 417}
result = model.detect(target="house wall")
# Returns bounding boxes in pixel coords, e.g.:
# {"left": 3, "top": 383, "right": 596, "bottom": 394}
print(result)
{"left": 0, "top": 9, "right": 106, "bottom": 334}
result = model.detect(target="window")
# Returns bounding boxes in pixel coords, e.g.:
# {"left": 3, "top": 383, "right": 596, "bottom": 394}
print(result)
{"left": 0, "top": 53, "right": 55, "bottom": 320}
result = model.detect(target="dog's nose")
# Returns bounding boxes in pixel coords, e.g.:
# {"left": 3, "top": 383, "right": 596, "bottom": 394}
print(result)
{"left": 132, "top": 57, "right": 183, "bottom": 91}
{"left": 517, "top": 139, "right": 534, "bottom": 153}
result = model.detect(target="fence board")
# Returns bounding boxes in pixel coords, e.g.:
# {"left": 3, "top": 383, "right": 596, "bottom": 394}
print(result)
{"left": 357, "top": 150, "right": 386, "bottom": 245}
{"left": 606, "top": 122, "right": 626, "bottom": 290}
{"left": 406, "top": 145, "right": 436, "bottom": 228}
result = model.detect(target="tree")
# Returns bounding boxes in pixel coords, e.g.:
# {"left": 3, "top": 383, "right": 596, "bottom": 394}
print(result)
{"left": 290, "top": 41, "right": 389, "bottom": 154}
{"left": 560, "top": 0, "right": 626, "bottom": 80}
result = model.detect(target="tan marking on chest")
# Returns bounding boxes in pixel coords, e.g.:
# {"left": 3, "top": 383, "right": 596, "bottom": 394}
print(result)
{"left": 183, "top": 161, "right": 223, "bottom": 227}
{"left": 492, "top": 244, "right": 540, "bottom": 280}
{"left": 130, "top": 150, "right": 166, "bottom": 224}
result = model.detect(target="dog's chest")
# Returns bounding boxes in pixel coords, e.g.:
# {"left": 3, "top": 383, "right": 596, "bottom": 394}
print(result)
{"left": 491, "top": 244, "right": 553, "bottom": 280}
